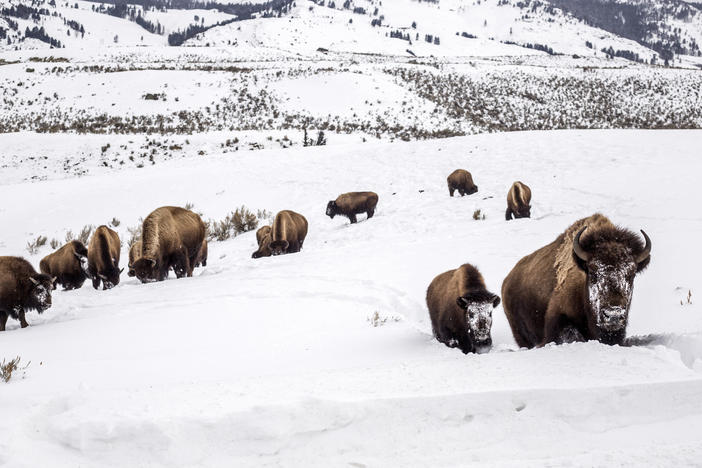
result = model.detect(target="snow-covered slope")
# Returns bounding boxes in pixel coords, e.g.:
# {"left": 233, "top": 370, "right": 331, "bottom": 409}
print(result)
{"left": 0, "top": 129, "right": 701, "bottom": 466}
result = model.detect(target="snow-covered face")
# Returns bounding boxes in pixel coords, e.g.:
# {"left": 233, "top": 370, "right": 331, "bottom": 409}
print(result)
{"left": 78, "top": 255, "right": 91, "bottom": 278}
{"left": 465, "top": 301, "right": 494, "bottom": 343}
{"left": 31, "top": 282, "right": 53, "bottom": 311}
{"left": 586, "top": 259, "right": 637, "bottom": 332}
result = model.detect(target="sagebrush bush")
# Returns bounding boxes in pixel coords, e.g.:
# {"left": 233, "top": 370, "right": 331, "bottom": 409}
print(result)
{"left": 50, "top": 238, "right": 60, "bottom": 249}
{"left": 473, "top": 209, "right": 486, "bottom": 220}
{"left": 66, "top": 225, "right": 93, "bottom": 245}
{"left": 207, "top": 206, "right": 266, "bottom": 241}
{"left": 26, "top": 235, "right": 48, "bottom": 254}
{"left": 1, "top": 356, "right": 29, "bottom": 383}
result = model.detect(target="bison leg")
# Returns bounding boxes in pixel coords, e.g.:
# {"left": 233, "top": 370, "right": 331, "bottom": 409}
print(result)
{"left": 448, "top": 186, "right": 455, "bottom": 197}
{"left": 367, "top": 209, "right": 375, "bottom": 219}
{"left": 458, "top": 189, "right": 465, "bottom": 196}
{"left": 92, "top": 277, "right": 101, "bottom": 290}
{"left": 542, "top": 312, "right": 584, "bottom": 347}
{"left": 348, "top": 213, "right": 357, "bottom": 224}
{"left": 505, "top": 208, "right": 513, "bottom": 221}
{"left": 18, "top": 309, "right": 29, "bottom": 329}
{"left": 0, "top": 311, "right": 7, "bottom": 331}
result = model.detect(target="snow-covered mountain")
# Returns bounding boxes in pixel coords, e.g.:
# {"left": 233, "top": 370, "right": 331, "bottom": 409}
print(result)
{"left": 1, "top": 0, "right": 701, "bottom": 66}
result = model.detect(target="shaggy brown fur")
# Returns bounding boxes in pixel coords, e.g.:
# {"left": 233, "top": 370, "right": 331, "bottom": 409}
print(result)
{"left": 426, "top": 264, "right": 500, "bottom": 354}
{"left": 127, "top": 241, "right": 142, "bottom": 277}
{"left": 501, "top": 214, "right": 651, "bottom": 348}
{"left": 252, "top": 225, "right": 272, "bottom": 259}
{"left": 194, "top": 238, "right": 208, "bottom": 268}
{"left": 0, "top": 256, "right": 56, "bottom": 331}
{"left": 447, "top": 169, "right": 478, "bottom": 197}
{"left": 40, "top": 240, "right": 90, "bottom": 290}
{"left": 88, "top": 225, "right": 122, "bottom": 290}
{"left": 505, "top": 181, "right": 532, "bottom": 220}
{"left": 326, "top": 192, "right": 379, "bottom": 224}
{"left": 269, "top": 210, "right": 308, "bottom": 256}
{"left": 132, "top": 206, "right": 206, "bottom": 283}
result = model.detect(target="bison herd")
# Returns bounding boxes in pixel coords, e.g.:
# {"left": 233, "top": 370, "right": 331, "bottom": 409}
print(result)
{"left": 0, "top": 170, "right": 653, "bottom": 355}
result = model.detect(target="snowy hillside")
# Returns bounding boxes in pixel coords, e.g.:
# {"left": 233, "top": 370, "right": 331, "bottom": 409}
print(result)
{"left": 0, "top": 129, "right": 701, "bottom": 466}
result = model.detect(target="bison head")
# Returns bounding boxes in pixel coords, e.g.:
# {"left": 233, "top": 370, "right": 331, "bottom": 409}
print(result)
{"left": 517, "top": 204, "right": 531, "bottom": 218}
{"left": 456, "top": 291, "right": 501, "bottom": 353}
{"left": 73, "top": 251, "right": 92, "bottom": 280}
{"left": 28, "top": 275, "right": 56, "bottom": 312}
{"left": 132, "top": 257, "right": 159, "bottom": 283}
{"left": 573, "top": 226, "right": 651, "bottom": 344}
{"left": 269, "top": 240, "right": 289, "bottom": 256}
{"left": 326, "top": 201, "right": 337, "bottom": 218}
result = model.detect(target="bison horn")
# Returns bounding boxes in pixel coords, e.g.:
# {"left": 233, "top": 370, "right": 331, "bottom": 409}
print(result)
{"left": 573, "top": 226, "right": 592, "bottom": 262}
{"left": 149, "top": 259, "right": 156, "bottom": 267}
{"left": 636, "top": 230, "right": 652, "bottom": 264}
{"left": 119, "top": 268, "right": 124, "bottom": 274}
{"left": 29, "top": 277, "right": 39, "bottom": 285}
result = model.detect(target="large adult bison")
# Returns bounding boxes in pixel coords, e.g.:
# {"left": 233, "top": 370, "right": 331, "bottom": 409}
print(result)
{"left": 132, "top": 206, "right": 207, "bottom": 283}
{"left": 505, "top": 181, "right": 532, "bottom": 220}
{"left": 127, "top": 240, "right": 142, "bottom": 277}
{"left": 0, "top": 257, "right": 56, "bottom": 331}
{"left": 426, "top": 263, "right": 501, "bottom": 354}
{"left": 252, "top": 225, "right": 272, "bottom": 259}
{"left": 40, "top": 240, "right": 91, "bottom": 290}
{"left": 88, "top": 225, "right": 123, "bottom": 290}
{"left": 501, "top": 214, "right": 651, "bottom": 348}
{"left": 269, "top": 210, "right": 308, "bottom": 256}
{"left": 447, "top": 169, "right": 478, "bottom": 197}
{"left": 326, "top": 192, "right": 378, "bottom": 224}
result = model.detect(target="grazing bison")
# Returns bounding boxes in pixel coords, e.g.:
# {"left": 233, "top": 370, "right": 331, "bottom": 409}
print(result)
{"left": 127, "top": 240, "right": 142, "bottom": 277}
{"left": 426, "top": 263, "right": 501, "bottom": 354}
{"left": 0, "top": 257, "right": 56, "bottom": 331}
{"left": 501, "top": 213, "right": 651, "bottom": 348}
{"left": 447, "top": 169, "right": 478, "bottom": 197}
{"left": 40, "top": 240, "right": 91, "bottom": 290}
{"left": 88, "top": 225, "right": 123, "bottom": 290}
{"left": 505, "top": 181, "right": 532, "bottom": 220}
{"left": 326, "top": 192, "right": 379, "bottom": 224}
{"left": 269, "top": 210, "right": 308, "bottom": 256}
{"left": 252, "top": 225, "right": 272, "bottom": 259}
{"left": 132, "top": 206, "right": 206, "bottom": 283}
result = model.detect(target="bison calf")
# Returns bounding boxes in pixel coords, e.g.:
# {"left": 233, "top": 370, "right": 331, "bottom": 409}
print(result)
{"left": 501, "top": 213, "right": 651, "bottom": 348}
{"left": 252, "top": 225, "right": 272, "bottom": 259}
{"left": 0, "top": 257, "right": 56, "bottom": 331}
{"left": 88, "top": 225, "right": 123, "bottom": 290}
{"left": 326, "top": 192, "right": 379, "bottom": 224}
{"left": 269, "top": 210, "right": 308, "bottom": 256}
{"left": 426, "top": 263, "right": 501, "bottom": 354}
{"left": 132, "top": 206, "right": 207, "bottom": 283}
{"left": 505, "top": 181, "right": 532, "bottom": 220}
{"left": 447, "top": 169, "right": 478, "bottom": 197}
{"left": 40, "top": 240, "right": 91, "bottom": 290}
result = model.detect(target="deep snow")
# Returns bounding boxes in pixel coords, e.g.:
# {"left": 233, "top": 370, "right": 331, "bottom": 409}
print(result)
{"left": 0, "top": 129, "right": 701, "bottom": 466}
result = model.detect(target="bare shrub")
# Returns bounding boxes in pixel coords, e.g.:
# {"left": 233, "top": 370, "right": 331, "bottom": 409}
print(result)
{"left": 110, "top": 217, "right": 121, "bottom": 227}
{"left": 1, "top": 356, "right": 30, "bottom": 383}
{"left": 127, "top": 219, "right": 143, "bottom": 248}
{"left": 473, "top": 209, "right": 486, "bottom": 220}
{"left": 26, "top": 235, "right": 48, "bottom": 254}
{"left": 50, "top": 238, "right": 60, "bottom": 249}
{"left": 207, "top": 206, "right": 265, "bottom": 241}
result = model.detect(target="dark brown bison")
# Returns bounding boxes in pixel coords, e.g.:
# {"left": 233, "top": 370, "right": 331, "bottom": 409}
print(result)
{"left": 505, "top": 181, "right": 532, "bottom": 220}
{"left": 88, "top": 225, "right": 123, "bottom": 290}
{"left": 132, "top": 206, "right": 207, "bottom": 283}
{"left": 0, "top": 257, "right": 56, "bottom": 331}
{"left": 501, "top": 214, "right": 651, "bottom": 348}
{"left": 127, "top": 240, "right": 142, "bottom": 277}
{"left": 447, "top": 169, "right": 478, "bottom": 197}
{"left": 269, "top": 210, "right": 308, "bottom": 256}
{"left": 326, "top": 192, "right": 379, "bottom": 224}
{"left": 252, "top": 225, "right": 272, "bottom": 259}
{"left": 40, "top": 240, "right": 91, "bottom": 290}
{"left": 426, "top": 263, "right": 501, "bottom": 354}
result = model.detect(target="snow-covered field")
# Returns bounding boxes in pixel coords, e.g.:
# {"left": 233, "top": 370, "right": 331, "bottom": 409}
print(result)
{"left": 1, "top": 129, "right": 701, "bottom": 466}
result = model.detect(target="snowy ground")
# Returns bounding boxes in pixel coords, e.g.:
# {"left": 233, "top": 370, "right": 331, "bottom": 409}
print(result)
{"left": 1, "top": 129, "right": 701, "bottom": 466}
